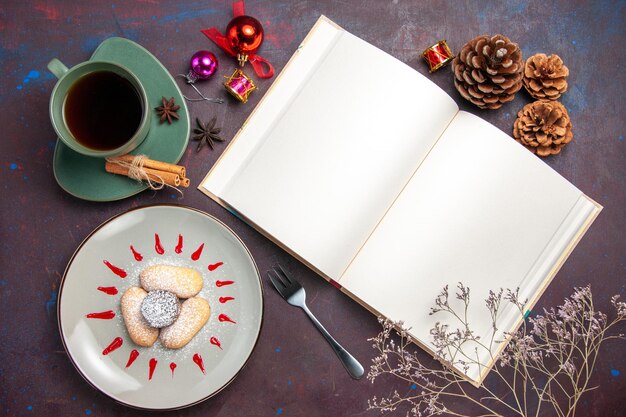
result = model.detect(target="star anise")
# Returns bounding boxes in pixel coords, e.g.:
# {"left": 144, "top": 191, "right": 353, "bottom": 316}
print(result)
{"left": 192, "top": 117, "right": 224, "bottom": 152}
{"left": 155, "top": 96, "right": 180, "bottom": 124}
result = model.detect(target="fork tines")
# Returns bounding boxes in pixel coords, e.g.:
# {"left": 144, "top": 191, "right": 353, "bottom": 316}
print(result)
{"left": 267, "top": 269, "right": 284, "bottom": 290}
{"left": 268, "top": 265, "right": 296, "bottom": 297}
{"left": 275, "top": 265, "right": 293, "bottom": 283}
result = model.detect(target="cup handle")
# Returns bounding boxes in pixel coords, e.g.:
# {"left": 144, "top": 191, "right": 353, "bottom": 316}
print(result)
{"left": 48, "top": 58, "right": 69, "bottom": 79}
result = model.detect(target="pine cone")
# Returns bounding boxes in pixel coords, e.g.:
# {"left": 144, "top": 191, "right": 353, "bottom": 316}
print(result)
{"left": 513, "top": 100, "right": 573, "bottom": 156}
{"left": 523, "top": 53, "right": 569, "bottom": 100}
{"left": 452, "top": 34, "right": 523, "bottom": 110}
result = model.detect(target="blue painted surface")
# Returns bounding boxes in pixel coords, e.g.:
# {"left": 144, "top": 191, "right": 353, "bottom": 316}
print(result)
{"left": 16, "top": 69, "right": 42, "bottom": 90}
{"left": 45, "top": 290, "right": 58, "bottom": 316}
{"left": 82, "top": 36, "right": 109, "bottom": 53}
{"left": 157, "top": 8, "right": 220, "bottom": 24}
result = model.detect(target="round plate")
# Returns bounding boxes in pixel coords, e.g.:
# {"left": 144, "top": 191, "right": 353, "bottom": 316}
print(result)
{"left": 58, "top": 205, "right": 263, "bottom": 410}
{"left": 53, "top": 37, "right": 190, "bottom": 202}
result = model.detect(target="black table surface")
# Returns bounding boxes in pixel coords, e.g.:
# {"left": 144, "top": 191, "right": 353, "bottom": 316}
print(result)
{"left": 1, "top": 1, "right": 624, "bottom": 416}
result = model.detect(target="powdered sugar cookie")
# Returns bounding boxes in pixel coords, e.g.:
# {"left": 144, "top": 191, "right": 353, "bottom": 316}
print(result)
{"left": 121, "top": 287, "right": 159, "bottom": 347}
{"left": 140, "top": 264, "right": 203, "bottom": 298}
{"left": 159, "top": 297, "right": 211, "bottom": 349}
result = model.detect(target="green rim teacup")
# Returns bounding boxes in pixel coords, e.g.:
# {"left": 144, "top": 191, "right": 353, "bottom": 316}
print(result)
{"left": 48, "top": 59, "right": 151, "bottom": 158}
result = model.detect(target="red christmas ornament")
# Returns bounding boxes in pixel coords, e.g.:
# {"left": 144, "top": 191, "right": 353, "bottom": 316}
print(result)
{"left": 201, "top": 0, "right": 274, "bottom": 79}
{"left": 226, "top": 15, "right": 264, "bottom": 66}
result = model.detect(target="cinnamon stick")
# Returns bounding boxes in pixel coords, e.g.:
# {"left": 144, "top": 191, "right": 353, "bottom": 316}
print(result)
{"left": 181, "top": 177, "right": 191, "bottom": 188}
{"left": 105, "top": 162, "right": 181, "bottom": 187}
{"left": 111, "top": 154, "right": 186, "bottom": 178}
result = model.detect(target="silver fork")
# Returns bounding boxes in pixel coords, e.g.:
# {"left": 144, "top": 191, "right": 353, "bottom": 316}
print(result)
{"left": 268, "top": 265, "right": 364, "bottom": 380}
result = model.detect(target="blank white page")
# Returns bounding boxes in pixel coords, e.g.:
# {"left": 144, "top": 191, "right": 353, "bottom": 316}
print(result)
{"left": 340, "top": 111, "right": 587, "bottom": 381}
{"left": 203, "top": 17, "right": 458, "bottom": 279}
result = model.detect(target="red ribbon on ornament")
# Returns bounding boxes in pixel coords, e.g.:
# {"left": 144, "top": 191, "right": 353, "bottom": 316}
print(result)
{"left": 201, "top": 1, "right": 274, "bottom": 79}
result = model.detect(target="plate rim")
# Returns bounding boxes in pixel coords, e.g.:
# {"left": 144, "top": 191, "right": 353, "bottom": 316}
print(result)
{"left": 52, "top": 36, "right": 190, "bottom": 202}
{"left": 57, "top": 204, "right": 264, "bottom": 410}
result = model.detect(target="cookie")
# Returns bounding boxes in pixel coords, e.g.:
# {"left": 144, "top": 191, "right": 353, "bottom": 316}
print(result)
{"left": 140, "top": 264, "right": 203, "bottom": 298}
{"left": 121, "top": 287, "right": 159, "bottom": 347}
{"left": 159, "top": 297, "right": 211, "bottom": 349}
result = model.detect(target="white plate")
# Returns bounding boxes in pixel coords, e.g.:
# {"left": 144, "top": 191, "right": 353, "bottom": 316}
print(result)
{"left": 58, "top": 205, "right": 263, "bottom": 410}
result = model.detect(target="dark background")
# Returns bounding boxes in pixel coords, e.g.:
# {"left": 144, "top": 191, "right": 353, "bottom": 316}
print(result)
{"left": 1, "top": 1, "right": 624, "bottom": 416}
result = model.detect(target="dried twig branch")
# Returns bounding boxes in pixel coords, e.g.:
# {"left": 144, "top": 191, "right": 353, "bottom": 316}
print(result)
{"left": 368, "top": 285, "right": 626, "bottom": 417}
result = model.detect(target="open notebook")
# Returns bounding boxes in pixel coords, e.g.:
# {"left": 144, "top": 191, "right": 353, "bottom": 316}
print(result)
{"left": 199, "top": 16, "right": 601, "bottom": 384}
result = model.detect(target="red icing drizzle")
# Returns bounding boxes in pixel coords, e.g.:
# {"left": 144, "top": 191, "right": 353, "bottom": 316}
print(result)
{"left": 130, "top": 245, "right": 143, "bottom": 261}
{"left": 86, "top": 310, "right": 115, "bottom": 319}
{"left": 218, "top": 313, "right": 237, "bottom": 324}
{"left": 210, "top": 336, "right": 223, "bottom": 350}
{"left": 191, "top": 243, "right": 204, "bottom": 261}
{"left": 125, "top": 349, "right": 139, "bottom": 368}
{"left": 97, "top": 286, "right": 118, "bottom": 295}
{"left": 102, "top": 337, "right": 123, "bottom": 355}
{"left": 192, "top": 353, "right": 206, "bottom": 374}
{"left": 148, "top": 358, "right": 158, "bottom": 380}
{"left": 170, "top": 362, "right": 177, "bottom": 377}
{"left": 219, "top": 296, "right": 235, "bottom": 304}
{"left": 175, "top": 234, "right": 183, "bottom": 254}
{"left": 154, "top": 234, "right": 165, "bottom": 254}
{"left": 103, "top": 260, "right": 127, "bottom": 278}
{"left": 215, "top": 280, "right": 234, "bottom": 287}
{"left": 208, "top": 261, "right": 224, "bottom": 271}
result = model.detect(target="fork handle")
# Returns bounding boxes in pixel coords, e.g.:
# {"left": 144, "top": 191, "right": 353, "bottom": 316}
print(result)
{"left": 301, "top": 305, "right": 365, "bottom": 380}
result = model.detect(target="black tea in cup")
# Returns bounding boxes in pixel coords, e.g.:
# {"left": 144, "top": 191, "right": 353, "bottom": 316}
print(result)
{"left": 64, "top": 70, "right": 143, "bottom": 151}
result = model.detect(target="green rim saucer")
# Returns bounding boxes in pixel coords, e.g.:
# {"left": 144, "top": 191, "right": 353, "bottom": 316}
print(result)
{"left": 53, "top": 37, "right": 190, "bottom": 202}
